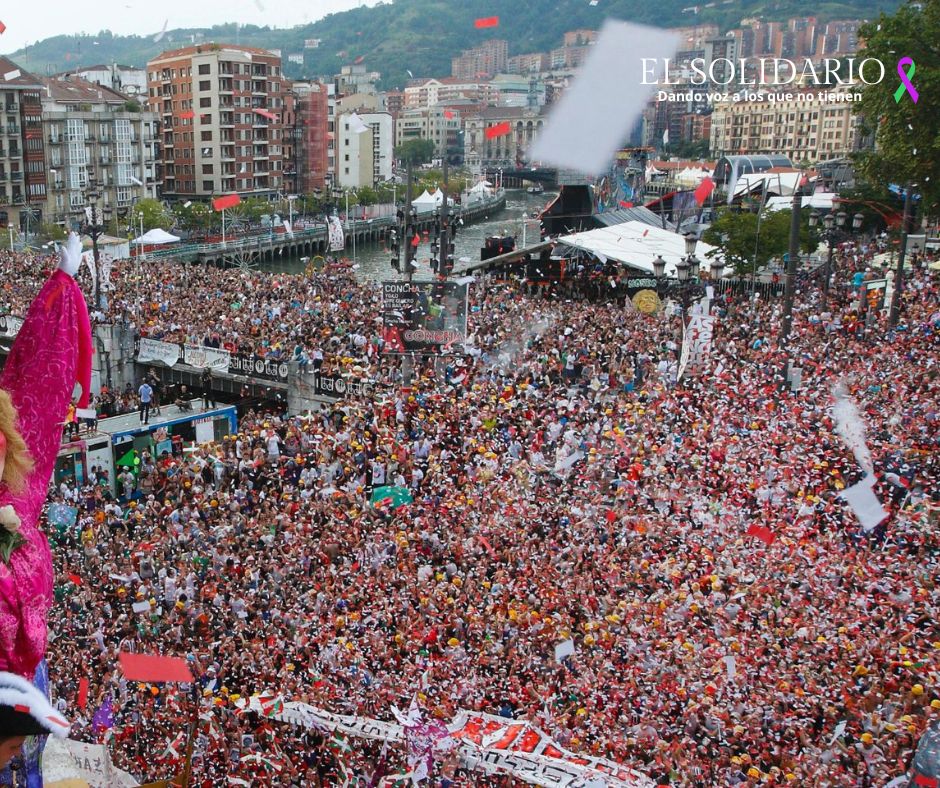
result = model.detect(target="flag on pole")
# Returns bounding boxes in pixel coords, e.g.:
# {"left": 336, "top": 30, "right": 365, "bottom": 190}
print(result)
{"left": 213, "top": 194, "right": 241, "bottom": 211}
{"left": 693, "top": 177, "right": 715, "bottom": 206}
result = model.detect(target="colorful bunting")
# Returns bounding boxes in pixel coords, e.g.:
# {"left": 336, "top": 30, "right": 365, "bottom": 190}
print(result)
{"left": 213, "top": 194, "right": 242, "bottom": 211}
{"left": 485, "top": 122, "right": 511, "bottom": 140}
{"left": 694, "top": 177, "right": 715, "bottom": 206}
{"left": 474, "top": 16, "right": 500, "bottom": 29}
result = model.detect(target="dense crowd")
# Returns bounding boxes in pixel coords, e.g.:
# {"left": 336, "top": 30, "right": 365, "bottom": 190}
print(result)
{"left": 25, "top": 234, "right": 936, "bottom": 788}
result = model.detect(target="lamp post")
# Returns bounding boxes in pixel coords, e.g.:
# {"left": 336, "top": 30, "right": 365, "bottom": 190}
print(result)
{"left": 78, "top": 176, "right": 112, "bottom": 311}
{"left": 808, "top": 208, "right": 863, "bottom": 302}
{"left": 650, "top": 231, "right": 705, "bottom": 343}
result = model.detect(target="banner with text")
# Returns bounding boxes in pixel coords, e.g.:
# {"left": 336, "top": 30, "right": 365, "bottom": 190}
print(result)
{"left": 136, "top": 338, "right": 181, "bottom": 367}
{"left": 382, "top": 280, "right": 469, "bottom": 354}
{"left": 310, "top": 372, "right": 375, "bottom": 400}
{"left": 183, "top": 344, "right": 231, "bottom": 371}
{"left": 227, "top": 353, "right": 290, "bottom": 382}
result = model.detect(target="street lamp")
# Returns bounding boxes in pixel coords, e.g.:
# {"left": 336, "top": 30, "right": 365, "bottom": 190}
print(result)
{"left": 650, "top": 236, "right": 706, "bottom": 342}
{"left": 808, "top": 207, "right": 863, "bottom": 301}
{"left": 77, "top": 175, "right": 112, "bottom": 311}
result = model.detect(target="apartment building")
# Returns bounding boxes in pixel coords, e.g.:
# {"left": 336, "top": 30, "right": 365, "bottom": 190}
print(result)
{"left": 709, "top": 86, "right": 863, "bottom": 163}
{"left": 287, "top": 81, "right": 330, "bottom": 193}
{"left": 451, "top": 40, "right": 508, "bottom": 81}
{"left": 146, "top": 44, "right": 287, "bottom": 200}
{"left": 507, "top": 53, "right": 548, "bottom": 75}
{"left": 335, "top": 111, "right": 392, "bottom": 189}
{"left": 395, "top": 107, "right": 461, "bottom": 157}
{"left": 404, "top": 78, "right": 499, "bottom": 110}
{"left": 39, "top": 76, "right": 159, "bottom": 227}
{"left": 0, "top": 58, "right": 45, "bottom": 232}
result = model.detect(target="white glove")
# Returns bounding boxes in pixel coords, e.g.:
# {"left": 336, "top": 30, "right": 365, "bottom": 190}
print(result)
{"left": 57, "top": 231, "right": 83, "bottom": 277}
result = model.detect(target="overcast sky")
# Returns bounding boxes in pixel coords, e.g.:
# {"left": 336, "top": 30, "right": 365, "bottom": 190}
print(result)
{"left": 1, "top": 0, "right": 380, "bottom": 54}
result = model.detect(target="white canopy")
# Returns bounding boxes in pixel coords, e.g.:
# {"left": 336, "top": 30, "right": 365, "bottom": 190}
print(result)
{"left": 469, "top": 181, "right": 493, "bottom": 194}
{"left": 734, "top": 171, "right": 801, "bottom": 197}
{"left": 765, "top": 193, "right": 835, "bottom": 212}
{"left": 133, "top": 228, "right": 181, "bottom": 245}
{"left": 558, "top": 221, "right": 725, "bottom": 277}
{"left": 411, "top": 190, "right": 436, "bottom": 205}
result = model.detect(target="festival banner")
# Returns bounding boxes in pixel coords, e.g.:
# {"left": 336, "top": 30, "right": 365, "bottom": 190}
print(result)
{"left": 310, "top": 371, "right": 375, "bottom": 400}
{"left": 136, "top": 338, "right": 181, "bottom": 367}
{"left": 227, "top": 353, "right": 290, "bottom": 382}
{"left": 677, "top": 313, "right": 716, "bottom": 381}
{"left": 235, "top": 696, "right": 653, "bottom": 787}
{"left": 41, "top": 737, "right": 137, "bottom": 787}
{"left": 183, "top": 344, "right": 231, "bottom": 371}
{"left": 382, "top": 281, "right": 469, "bottom": 354}
{"left": 327, "top": 215, "right": 345, "bottom": 252}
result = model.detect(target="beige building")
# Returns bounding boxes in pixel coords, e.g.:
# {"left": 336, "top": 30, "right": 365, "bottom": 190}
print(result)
{"left": 403, "top": 78, "right": 498, "bottom": 110}
{"left": 39, "top": 76, "right": 159, "bottom": 229}
{"left": 146, "top": 44, "right": 287, "bottom": 200}
{"left": 336, "top": 111, "right": 393, "bottom": 189}
{"left": 709, "top": 86, "right": 863, "bottom": 164}
{"left": 395, "top": 107, "right": 461, "bottom": 157}
{"left": 451, "top": 40, "right": 508, "bottom": 81}
{"left": 464, "top": 106, "right": 547, "bottom": 169}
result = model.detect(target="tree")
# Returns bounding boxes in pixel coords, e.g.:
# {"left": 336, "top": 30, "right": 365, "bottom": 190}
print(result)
{"left": 395, "top": 138, "right": 435, "bottom": 166}
{"left": 136, "top": 198, "right": 171, "bottom": 232}
{"left": 855, "top": 1, "right": 940, "bottom": 217}
{"left": 702, "top": 207, "right": 818, "bottom": 276}
{"left": 355, "top": 186, "right": 378, "bottom": 206}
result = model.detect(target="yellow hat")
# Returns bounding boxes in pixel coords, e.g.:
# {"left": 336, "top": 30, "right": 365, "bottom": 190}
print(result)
{"left": 912, "top": 684, "right": 925, "bottom": 696}
{"left": 447, "top": 637, "right": 459, "bottom": 647}
{"left": 931, "top": 699, "right": 940, "bottom": 710}
{"left": 747, "top": 767, "right": 761, "bottom": 779}
{"left": 860, "top": 732, "right": 874, "bottom": 744}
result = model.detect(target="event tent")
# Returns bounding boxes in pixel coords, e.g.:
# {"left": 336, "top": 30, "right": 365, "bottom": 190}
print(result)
{"left": 557, "top": 221, "right": 726, "bottom": 277}
{"left": 133, "top": 228, "right": 181, "bottom": 245}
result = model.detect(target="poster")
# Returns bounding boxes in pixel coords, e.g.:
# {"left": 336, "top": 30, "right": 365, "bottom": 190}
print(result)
{"left": 136, "top": 338, "right": 181, "bottom": 367}
{"left": 311, "top": 372, "right": 374, "bottom": 400}
{"left": 327, "top": 215, "right": 345, "bottom": 252}
{"left": 382, "top": 281, "right": 469, "bottom": 354}
{"left": 195, "top": 419, "right": 215, "bottom": 446}
{"left": 183, "top": 344, "right": 231, "bottom": 371}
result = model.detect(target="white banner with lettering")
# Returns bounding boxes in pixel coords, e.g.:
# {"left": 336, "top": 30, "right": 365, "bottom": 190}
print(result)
{"left": 235, "top": 696, "right": 652, "bottom": 787}
{"left": 42, "top": 737, "right": 138, "bottom": 787}
{"left": 0, "top": 315, "right": 23, "bottom": 338}
{"left": 677, "top": 312, "right": 716, "bottom": 381}
{"left": 136, "top": 337, "right": 181, "bottom": 367}
{"left": 183, "top": 344, "right": 231, "bottom": 371}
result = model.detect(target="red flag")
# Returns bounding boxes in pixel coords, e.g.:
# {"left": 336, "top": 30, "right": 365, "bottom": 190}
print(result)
{"left": 485, "top": 121, "right": 511, "bottom": 140}
{"left": 474, "top": 16, "right": 499, "bottom": 28}
{"left": 119, "top": 652, "right": 194, "bottom": 683}
{"left": 693, "top": 177, "right": 715, "bottom": 206}
{"left": 443, "top": 110, "right": 455, "bottom": 119}
{"left": 0, "top": 22, "right": 7, "bottom": 35}
{"left": 606, "top": 510, "right": 618, "bottom": 523}
{"left": 67, "top": 572, "right": 82, "bottom": 585}
{"left": 618, "top": 201, "right": 633, "bottom": 209}
{"left": 746, "top": 523, "right": 776, "bottom": 546}
{"left": 212, "top": 194, "right": 241, "bottom": 211}
{"left": 77, "top": 678, "right": 89, "bottom": 710}
{"left": 179, "top": 110, "right": 194, "bottom": 120}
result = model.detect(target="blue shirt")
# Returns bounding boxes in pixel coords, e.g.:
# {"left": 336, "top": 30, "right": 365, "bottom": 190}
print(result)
{"left": 138, "top": 383, "right": 153, "bottom": 403}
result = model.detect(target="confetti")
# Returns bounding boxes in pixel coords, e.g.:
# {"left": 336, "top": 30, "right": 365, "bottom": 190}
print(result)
{"left": 253, "top": 108, "right": 277, "bottom": 121}
{"left": 474, "top": 16, "right": 500, "bottom": 29}
{"left": 213, "top": 194, "right": 241, "bottom": 211}
{"left": 179, "top": 110, "right": 195, "bottom": 120}
{"left": 530, "top": 20, "right": 679, "bottom": 175}
{"left": 0, "top": 21, "right": 6, "bottom": 35}
{"left": 4, "top": 69, "right": 21, "bottom": 81}
{"left": 485, "top": 121, "right": 511, "bottom": 139}
{"left": 443, "top": 110, "right": 455, "bottom": 119}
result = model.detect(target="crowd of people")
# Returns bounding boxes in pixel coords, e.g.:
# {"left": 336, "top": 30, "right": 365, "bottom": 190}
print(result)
{"left": 2, "top": 234, "right": 939, "bottom": 785}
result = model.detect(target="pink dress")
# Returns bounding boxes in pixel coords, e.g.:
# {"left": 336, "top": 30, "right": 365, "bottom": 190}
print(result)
{"left": 0, "top": 270, "right": 91, "bottom": 677}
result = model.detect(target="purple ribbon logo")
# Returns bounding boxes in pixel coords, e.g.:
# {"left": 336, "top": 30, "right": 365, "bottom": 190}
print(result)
{"left": 894, "top": 57, "right": 918, "bottom": 103}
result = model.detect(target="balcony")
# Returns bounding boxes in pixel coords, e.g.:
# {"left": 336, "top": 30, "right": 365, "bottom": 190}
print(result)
{"left": 10, "top": 172, "right": 22, "bottom": 181}
{"left": 48, "top": 136, "right": 62, "bottom": 145}
{"left": 4, "top": 104, "right": 18, "bottom": 113}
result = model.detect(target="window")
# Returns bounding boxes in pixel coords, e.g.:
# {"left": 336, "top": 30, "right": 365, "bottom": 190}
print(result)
{"left": 203, "top": 180, "right": 214, "bottom": 191}
{"left": 199, "top": 64, "right": 211, "bottom": 75}
{"left": 200, "top": 97, "right": 211, "bottom": 108}
{"left": 344, "top": 154, "right": 349, "bottom": 161}
{"left": 202, "top": 164, "right": 213, "bottom": 174}
{"left": 201, "top": 147, "right": 212, "bottom": 158}
{"left": 200, "top": 81, "right": 211, "bottom": 91}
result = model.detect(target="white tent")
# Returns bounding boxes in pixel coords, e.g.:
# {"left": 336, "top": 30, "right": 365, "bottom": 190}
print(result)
{"left": 674, "top": 166, "right": 711, "bottom": 187}
{"left": 765, "top": 193, "right": 835, "bottom": 212}
{"left": 411, "top": 190, "right": 437, "bottom": 211}
{"left": 734, "top": 171, "right": 801, "bottom": 197}
{"left": 469, "top": 181, "right": 493, "bottom": 195}
{"left": 557, "top": 221, "right": 726, "bottom": 277}
{"left": 133, "top": 228, "right": 181, "bottom": 245}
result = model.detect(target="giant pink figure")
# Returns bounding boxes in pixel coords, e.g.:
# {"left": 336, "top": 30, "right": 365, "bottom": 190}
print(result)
{"left": 0, "top": 233, "right": 91, "bottom": 678}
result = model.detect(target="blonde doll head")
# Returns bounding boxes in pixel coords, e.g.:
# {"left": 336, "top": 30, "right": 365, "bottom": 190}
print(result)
{"left": 0, "top": 391, "right": 33, "bottom": 495}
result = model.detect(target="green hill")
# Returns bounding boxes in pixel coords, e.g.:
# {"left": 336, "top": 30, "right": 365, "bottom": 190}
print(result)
{"left": 4, "top": 0, "right": 901, "bottom": 90}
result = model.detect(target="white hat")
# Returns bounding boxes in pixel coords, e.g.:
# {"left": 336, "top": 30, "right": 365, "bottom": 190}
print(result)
{"left": 0, "top": 672, "right": 70, "bottom": 738}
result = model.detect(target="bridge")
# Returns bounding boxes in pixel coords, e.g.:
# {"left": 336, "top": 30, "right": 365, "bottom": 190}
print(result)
{"left": 482, "top": 167, "right": 558, "bottom": 188}
{"left": 136, "top": 193, "right": 507, "bottom": 267}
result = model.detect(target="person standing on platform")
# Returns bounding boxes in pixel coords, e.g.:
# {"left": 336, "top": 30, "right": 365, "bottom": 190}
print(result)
{"left": 202, "top": 368, "right": 215, "bottom": 410}
{"left": 137, "top": 379, "right": 153, "bottom": 425}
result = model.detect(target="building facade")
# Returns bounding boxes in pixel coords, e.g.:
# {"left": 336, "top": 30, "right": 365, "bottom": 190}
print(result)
{"left": 39, "top": 76, "right": 159, "bottom": 229}
{"left": 451, "top": 40, "right": 508, "bottom": 81}
{"left": 463, "top": 106, "right": 546, "bottom": 169}
{"left": 395, "top": 107, "right": 461, "bottom": 157}
{"left": 66, "top": 64, "right": 148, "bottom": 98}
{"left": 0, "top": 58, "right": 45, "bottom": 233}
{"left": 146, "top": 44, "right": 287, "bottom": 201}
{"left": 709, "top": 86, "right": 863, "bottom": 163}
{"left": 404, "top": 78, "right": 499, "bottom": 110}
{"left": 335, "top": 111, "right": 392, "bottom": 188}
{"left": 287, "top": 81, "right": 330, "bottom": 194}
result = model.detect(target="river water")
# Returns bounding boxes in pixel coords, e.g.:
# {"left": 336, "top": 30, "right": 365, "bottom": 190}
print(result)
{"left": 259, "top": 189, "right": 556, "bottom": 281}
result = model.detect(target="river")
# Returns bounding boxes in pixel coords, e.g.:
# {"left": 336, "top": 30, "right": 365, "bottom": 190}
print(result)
{"left": 259, "top": 189, "right": 556, "bottom": 281}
